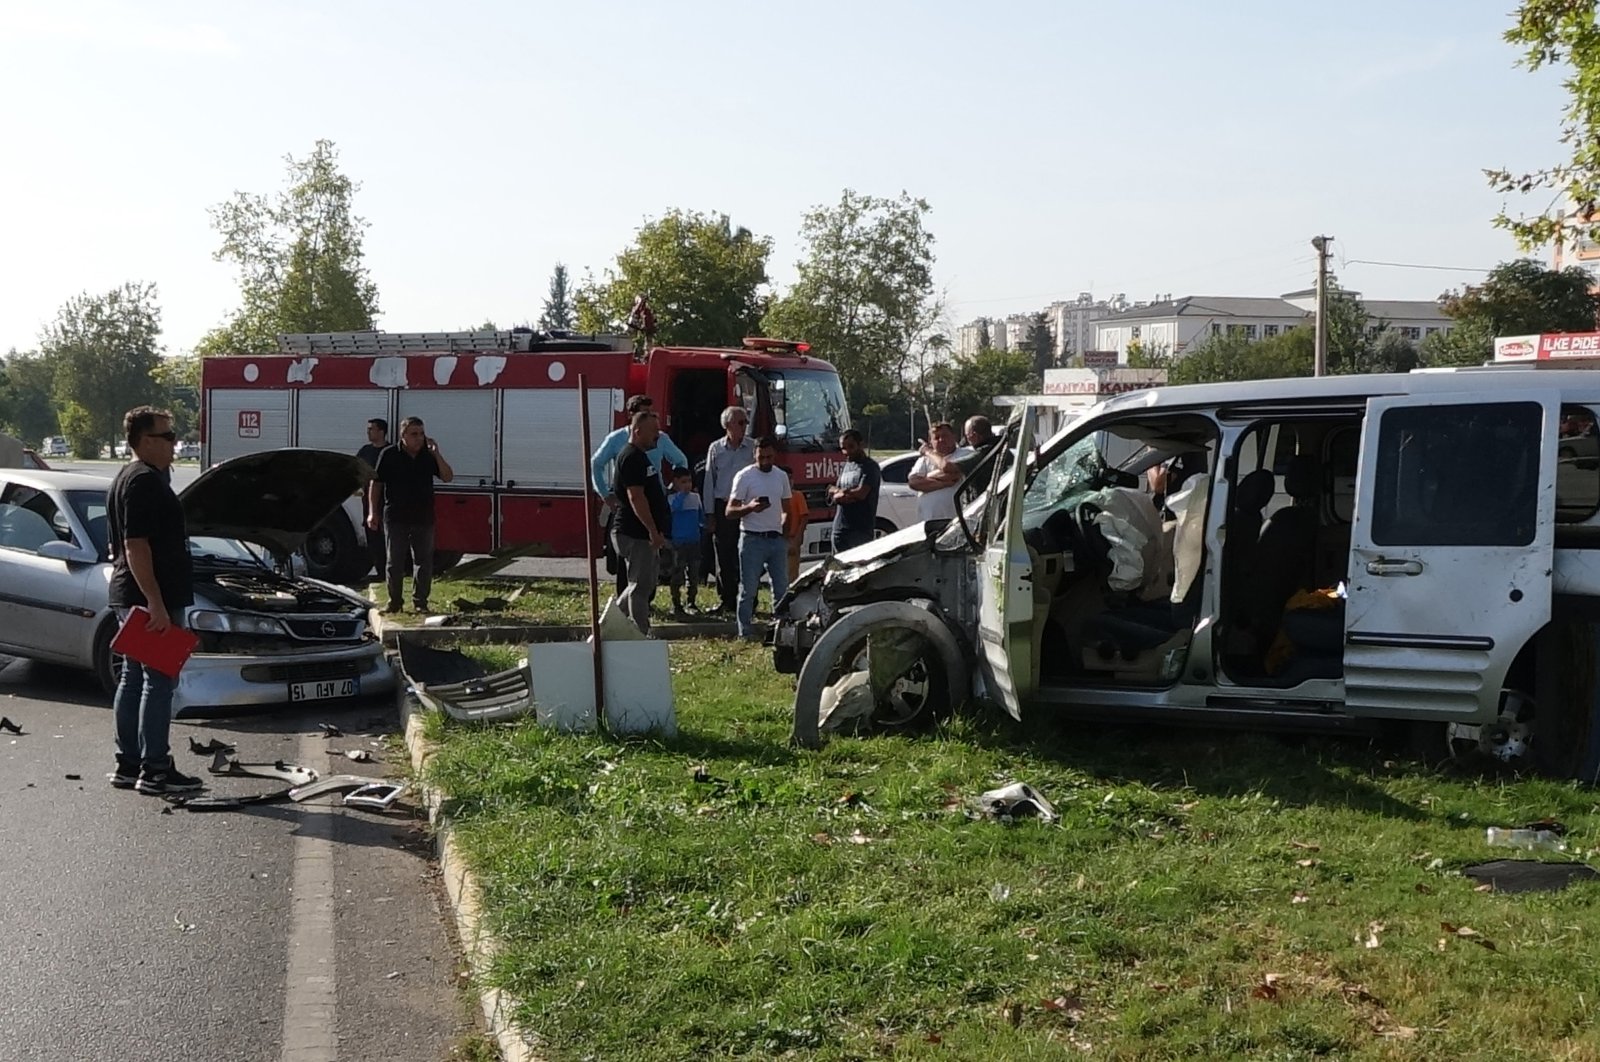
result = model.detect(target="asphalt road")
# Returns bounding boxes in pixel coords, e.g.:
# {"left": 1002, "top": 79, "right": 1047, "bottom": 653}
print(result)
{"left": 0, "top": 656, "right": 474, "bottom": 1062}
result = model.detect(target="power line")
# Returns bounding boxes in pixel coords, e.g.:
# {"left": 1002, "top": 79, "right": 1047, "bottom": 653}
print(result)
{"left": 1344, "top": 258, "right": 1491, "bottom": 274}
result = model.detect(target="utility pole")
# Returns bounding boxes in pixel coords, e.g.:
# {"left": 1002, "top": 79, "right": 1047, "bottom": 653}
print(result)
{"left": 1312, "top": 235, "right": 1333, "bottom": 377}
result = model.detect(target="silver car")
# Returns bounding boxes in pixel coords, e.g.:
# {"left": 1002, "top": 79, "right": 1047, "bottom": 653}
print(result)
{"left": 0, "top": 450, "right": 395, "bottom": 713}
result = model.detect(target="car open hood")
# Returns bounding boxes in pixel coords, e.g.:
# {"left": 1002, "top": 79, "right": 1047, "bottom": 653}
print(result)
{"left": 181, "top": 449, "right": 371, "bottom": 556}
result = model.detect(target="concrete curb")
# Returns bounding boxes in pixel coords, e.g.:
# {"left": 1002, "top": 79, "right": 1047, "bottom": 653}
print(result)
{"left": 402, "top": 691, "right": 547, "bottom": 1062}
{"left": 374, "top": 611, "right": 737, "bottom": 647}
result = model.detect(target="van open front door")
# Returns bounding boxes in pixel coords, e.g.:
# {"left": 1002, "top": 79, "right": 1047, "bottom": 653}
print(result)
{"left": 977, "top": 406, "right": 1037, "bottom": 721}
{"left": 1344, "top": 391, "right": 1558, "bottom": 720}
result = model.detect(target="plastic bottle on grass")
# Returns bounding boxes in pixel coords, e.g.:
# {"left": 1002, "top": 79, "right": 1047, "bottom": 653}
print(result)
{"left": 1485, "top": 827, "right": 1567, "bottom": 853}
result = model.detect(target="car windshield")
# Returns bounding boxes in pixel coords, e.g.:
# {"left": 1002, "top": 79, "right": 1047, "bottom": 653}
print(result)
{"left": 190, "top": 537, "right": 269, "bottom": 566}
{"left": 65, "top": 489, "right": 265, "bottom": 566}
{"left": 770, "top": 369, "right": 849, "bottom": 451}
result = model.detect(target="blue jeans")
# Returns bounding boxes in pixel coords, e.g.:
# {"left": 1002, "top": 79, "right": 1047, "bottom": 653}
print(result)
{"left": 112, "top": 608, "right": 177, "bottom": 769}
{"left": 737, "top": 533, "right": 790, "bottom": 637}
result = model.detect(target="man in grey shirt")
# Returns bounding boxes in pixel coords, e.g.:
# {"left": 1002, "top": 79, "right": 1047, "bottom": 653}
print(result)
{"left": 702, "top": 405, "right": 754, "bottom": 614}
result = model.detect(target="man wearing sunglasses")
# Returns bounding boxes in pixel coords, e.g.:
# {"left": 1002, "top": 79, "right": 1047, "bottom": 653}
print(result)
{"left": 106, "top": 406, "right": 202, "bottom": 795}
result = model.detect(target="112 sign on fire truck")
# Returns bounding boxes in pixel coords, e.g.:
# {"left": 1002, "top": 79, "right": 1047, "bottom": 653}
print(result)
{"left": 200, "top": 329, "right": 850, "bottom": 583}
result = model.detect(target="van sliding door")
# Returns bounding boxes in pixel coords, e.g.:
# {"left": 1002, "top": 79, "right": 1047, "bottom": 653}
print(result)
{"left": 1344, "top": 392, "right": 1558, "bottom": 721}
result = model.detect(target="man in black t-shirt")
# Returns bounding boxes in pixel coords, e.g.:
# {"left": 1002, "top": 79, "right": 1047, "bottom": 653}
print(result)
{"left": 106, "top": 405, "right": 203, "bottom": 795}
{"left": 611, "top": 410, "right": 670, "bottom": 633}
{"left": 355, "top": 417, "right": 389, "bottom": 584}
{"left": 367, "top": 416, "right": 455, "bottom": 614}
{"left": 828, "top": 428, "right": 881, "bottom": 553}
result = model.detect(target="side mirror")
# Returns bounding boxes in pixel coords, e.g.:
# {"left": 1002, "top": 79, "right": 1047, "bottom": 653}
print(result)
{"left": 35, "top": 539, "right": 97, "bottom": 565}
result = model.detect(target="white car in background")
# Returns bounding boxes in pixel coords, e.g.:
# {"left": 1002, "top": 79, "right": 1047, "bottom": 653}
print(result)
{"left": 874, "top": 452, "right": 923, "bottom": 534}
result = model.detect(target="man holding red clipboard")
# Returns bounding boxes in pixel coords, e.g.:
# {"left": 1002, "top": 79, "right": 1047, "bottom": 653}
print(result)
{"left": 106, "top": 406, "right": 203, "bottom": 794}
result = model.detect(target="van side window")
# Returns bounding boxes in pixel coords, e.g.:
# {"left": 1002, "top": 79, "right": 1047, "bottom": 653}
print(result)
{"left": 1371, "top": 402, "right": 1541, "bottom": 547}
{"left": 1557, "top": 405, "right": 1600, "bottom": 524}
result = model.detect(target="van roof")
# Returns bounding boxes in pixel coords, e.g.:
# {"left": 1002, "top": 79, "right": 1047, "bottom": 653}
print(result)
{"left": 1093, "top": 365, "right": 1600, "bottom": 418}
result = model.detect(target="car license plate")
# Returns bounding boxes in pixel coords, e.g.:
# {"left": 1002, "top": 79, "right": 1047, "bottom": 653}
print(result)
{"left": 289, "top": 677, "right": 359, "bottom": 702}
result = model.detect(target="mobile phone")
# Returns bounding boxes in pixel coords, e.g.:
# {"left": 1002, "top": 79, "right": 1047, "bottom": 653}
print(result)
{"left": 759, "top": 496, "right": 771, "bottom": 507}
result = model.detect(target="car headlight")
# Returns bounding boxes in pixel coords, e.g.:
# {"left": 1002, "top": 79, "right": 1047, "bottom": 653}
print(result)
{"left": 188, "top": 610, "right": 286, "bottom": 636}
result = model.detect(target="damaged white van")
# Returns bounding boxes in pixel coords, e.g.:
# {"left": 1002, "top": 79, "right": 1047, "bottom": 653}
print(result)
{"left": 774, "top": 364, "right": 1600, "bottom": 781}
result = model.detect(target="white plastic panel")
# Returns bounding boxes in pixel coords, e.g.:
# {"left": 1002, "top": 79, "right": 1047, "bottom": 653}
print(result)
{"left": 205, "top": 389, "right": 291, "bottom": 467}
{"left": 395, "top": 390, "right": 497, "bottom": 484}
{"left": 296, "top": 389, "right": 392, "bottom": 455}
{"left": 501, "top": 388, "right": 621, "bottom": 490}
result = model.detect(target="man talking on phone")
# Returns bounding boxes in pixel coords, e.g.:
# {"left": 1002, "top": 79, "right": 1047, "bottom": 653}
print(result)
{"left": 725, "top": 436, "right": 793, "bottom": 640}
{"left": 368, "top": 416, "right": 454, "bottom": 614}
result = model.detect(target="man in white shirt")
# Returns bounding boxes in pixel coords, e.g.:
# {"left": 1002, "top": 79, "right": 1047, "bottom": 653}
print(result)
{"left": 702, "top": 405, "right": 755, "bottom": 614}
{"left": 907, "top": 421, "right": 971, "bottom": 522}
{"left": 725, "top": 436, "right": 793, "bottom": 639}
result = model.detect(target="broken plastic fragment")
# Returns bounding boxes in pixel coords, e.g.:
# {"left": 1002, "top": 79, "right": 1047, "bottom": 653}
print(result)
{"left": 976, "top": 781, "right": 1058, "bottom": 823}
{"left": 0, "top": 717, "right": 22, "bottom": 735}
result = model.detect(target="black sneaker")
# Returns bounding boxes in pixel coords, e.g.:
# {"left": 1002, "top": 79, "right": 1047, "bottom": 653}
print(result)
{"left": 108, "top": 757, "right": 140, "bottom": 790}
{"left": 135, "top": 763, "right": 205, "bottom": 795}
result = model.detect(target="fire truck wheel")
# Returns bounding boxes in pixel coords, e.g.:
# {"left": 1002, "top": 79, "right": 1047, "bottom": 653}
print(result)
{"left": 303, "top": 512, "right": 366, "bottom": 585}
{"left": 432, "top": 550, "right": 463, "bottom": 572}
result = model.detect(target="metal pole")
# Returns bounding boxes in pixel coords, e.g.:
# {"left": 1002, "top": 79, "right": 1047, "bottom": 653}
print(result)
{"left": 1312, "top": 235, "right": 1333, "bottom": 377}
{"left": 578, "top": 375, "right": 605, "bottom": 722}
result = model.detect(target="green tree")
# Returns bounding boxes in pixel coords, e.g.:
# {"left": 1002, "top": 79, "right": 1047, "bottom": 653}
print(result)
{"left": 41, "top": 282, "right": 165, "bottom": 455}
{"left": 943, "top": 347, "right": 1037, "bottom": 422}
{"left": 1169, "top": 328, "right": 1313, "bottom": 385}
{"left": 539, "top": 263, "right": 576, "bottom": 331}
{"left": 1488, "top": 2, "right": 1600, "bottom": 247}
{"left": 574, "top": 210, "right": 771, "bottom": 346}
{"left": 1025, "top": 311, "right": 1054, "bottom": 376}
{"left": 0, "top": 350, "right": 60, "bottom": 443}
{"left": 1423, "top": 257, "right": 1600, "bottom": 365}
{"left": 762, "top": 190, "right": 941, "bottom": 402}
{"left": 198, "top": 139, "right": 380, "bottom": 354}
{"left": 152, "top": 354, "right": 201, "bottom": 439}
{"left": 1125, "top": 338, "right": 1172, "bottom": 369}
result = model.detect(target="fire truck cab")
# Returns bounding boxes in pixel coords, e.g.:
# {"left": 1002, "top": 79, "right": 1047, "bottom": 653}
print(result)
{"left": 199, "top": 330, "right": 850, "bottom": 583}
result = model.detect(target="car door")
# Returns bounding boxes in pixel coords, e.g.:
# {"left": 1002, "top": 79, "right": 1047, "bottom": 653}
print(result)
{"left": 976, "top": 407, "right": 1037, "bottom": 720}
{"left": 0, "top": 483, "right": 95, "bottom": 661}
{"left": 1344, "top": 392, "right": 1557, "bottom": 720}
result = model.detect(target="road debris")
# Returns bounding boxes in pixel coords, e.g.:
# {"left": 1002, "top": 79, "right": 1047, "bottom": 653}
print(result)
{"left": 1463, "top": 859, "right": 1600, "bottom": 894}
{"left": 976, "top": 781, "right": 1058, "bottom": 823}
{"left": 0, "top": 717, "right": 23, "bottom": 734}
{"left": 317, "top": 723, "right": 342, "bottom": 738}
{"left": 188, "top": 737, "right": 236, "bottom": 755}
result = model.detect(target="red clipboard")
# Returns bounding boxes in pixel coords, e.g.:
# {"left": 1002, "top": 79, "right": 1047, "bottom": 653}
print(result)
{"left": 110, "top": 606, "right": 199, "bottom": 679}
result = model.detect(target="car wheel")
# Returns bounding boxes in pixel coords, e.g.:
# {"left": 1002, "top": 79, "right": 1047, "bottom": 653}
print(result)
{"left": 874, "top": 518, "right": 898, "bottom": 539}
{"left": 93, "top": 618, "right": 124, "bottom": 698}
{"left": 303, "top": 512, "right": 366, "bottom": 585}
{"left": 791, "top": 599, "right": 968, "bottom": 749}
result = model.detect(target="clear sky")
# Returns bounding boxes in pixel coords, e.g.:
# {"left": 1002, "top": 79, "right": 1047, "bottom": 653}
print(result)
{"left": 0, "top": 0, "right": 1573, "bottom": 356}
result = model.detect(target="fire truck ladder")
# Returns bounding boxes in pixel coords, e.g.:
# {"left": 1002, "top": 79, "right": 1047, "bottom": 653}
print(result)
{"left": 277, "top": 330, "right": 524, "bottom": 354}
{"left": 277, "top": 330, "right": 635, "bottom": 355}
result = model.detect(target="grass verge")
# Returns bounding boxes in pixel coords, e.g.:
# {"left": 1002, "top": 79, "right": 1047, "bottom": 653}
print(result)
{"left": 421, "top": 638, "right": 1600, "bottom": 1060}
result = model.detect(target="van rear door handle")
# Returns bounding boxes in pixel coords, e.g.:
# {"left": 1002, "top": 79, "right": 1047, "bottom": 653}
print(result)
{"left": 1366, "top": 558, "right": 1423, "bottom": 576}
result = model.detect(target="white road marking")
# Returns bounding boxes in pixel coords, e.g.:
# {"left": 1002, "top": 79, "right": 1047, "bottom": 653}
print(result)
{"left": 281, "top": 730, "right": 338, "bottom": 1062}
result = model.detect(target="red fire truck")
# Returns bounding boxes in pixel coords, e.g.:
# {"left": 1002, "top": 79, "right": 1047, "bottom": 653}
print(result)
{"left": 199, "top": 329, "right": 851, "bottom": 582}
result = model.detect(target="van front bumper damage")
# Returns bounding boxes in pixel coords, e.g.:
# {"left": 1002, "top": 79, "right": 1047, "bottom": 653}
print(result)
{"left": 774, "top": 523, "right": 979, "bottom": 746}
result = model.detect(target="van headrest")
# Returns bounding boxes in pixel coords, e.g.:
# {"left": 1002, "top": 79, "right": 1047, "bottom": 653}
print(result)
{"left": 1284, "top": 456, "right": 1322, "bottom": 500}
{"left": 1234, "top": 469, "right": 1275, "bottom": 512}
